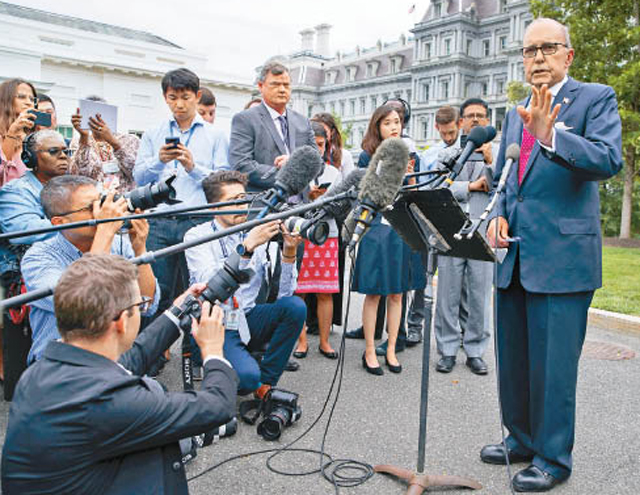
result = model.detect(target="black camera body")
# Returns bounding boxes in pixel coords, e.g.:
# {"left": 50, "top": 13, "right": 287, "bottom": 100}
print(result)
{"left": 101, "top": 174, "right": 179, "bottom": 212}
{"left": 257, "top": 388, "right": 302, "bottom": 441}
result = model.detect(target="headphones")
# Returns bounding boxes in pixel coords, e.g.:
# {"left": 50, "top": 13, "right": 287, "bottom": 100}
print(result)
{"left": 21, "top": 133, "right": 38, "bottom": 169}
{"left": 383, "top": 96, "right": 411, "bottom": 126}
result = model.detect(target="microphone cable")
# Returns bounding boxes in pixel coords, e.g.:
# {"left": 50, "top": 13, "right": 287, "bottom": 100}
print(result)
{"left": 187, "top": 242, "right": 375, "bottom": 495}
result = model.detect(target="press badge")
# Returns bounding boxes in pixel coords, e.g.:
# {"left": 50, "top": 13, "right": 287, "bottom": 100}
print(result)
{"left": 223, "top": 297, "right": 240, "bottom": 331}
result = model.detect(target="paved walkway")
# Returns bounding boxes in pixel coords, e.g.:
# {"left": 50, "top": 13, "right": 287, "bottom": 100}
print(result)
{"left": 1, "top": 291, "right": 639, "bottom": 495}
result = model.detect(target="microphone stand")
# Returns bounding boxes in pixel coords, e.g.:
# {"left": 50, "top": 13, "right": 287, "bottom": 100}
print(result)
{"left": 0, "top": 198, "right": 262, "bottom": 242}
{"left": 1, "top": 190, "right": 356, "bottom": 309}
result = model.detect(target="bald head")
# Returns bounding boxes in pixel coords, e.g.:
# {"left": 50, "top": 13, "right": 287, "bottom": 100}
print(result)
{"left": 522, "top": 17, "right": 574, "bottom": 88}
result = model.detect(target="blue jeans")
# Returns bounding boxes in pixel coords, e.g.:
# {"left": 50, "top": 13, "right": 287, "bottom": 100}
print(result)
{"left": 224, "top": 296, "right": 306, "bottom": 393}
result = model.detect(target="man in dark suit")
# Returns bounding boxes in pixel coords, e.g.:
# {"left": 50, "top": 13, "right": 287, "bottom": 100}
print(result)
{"left": 229, "top": 61, "right": 316, "bottom": 191}
{"left": 481, "top": 18, "right": 623, "bottom": 492}
{"left": 1, "top": 255, "right": 237, "bottom": 494}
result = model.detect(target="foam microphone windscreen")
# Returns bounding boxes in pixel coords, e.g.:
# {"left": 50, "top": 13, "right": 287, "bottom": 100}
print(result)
{"left": 322, "top": 169, "right": 366, "bottom": 221}
{"left": 275, "top": 145, "right": 324, "bottom": 196}
{"left": 505, "top": 143, "right": 521, "bottom": 162}
{"left": 341, "top": 209, "right": 357, "bottom": 244}
{"left": 358, "top": 137, "right": 409, "bottom": 208}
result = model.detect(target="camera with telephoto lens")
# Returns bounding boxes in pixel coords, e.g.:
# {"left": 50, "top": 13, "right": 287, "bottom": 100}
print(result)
{"left": 174, "top": 251, "right": 254, "bottom": 329}
{"left": 283, "top": 214, "right": 330, "bottom": 246}
{"left": 257, "top": 388, "right": 302, "bottom": 441}
{"left": 101, "top": 174, "right": 179, "bottom": 212}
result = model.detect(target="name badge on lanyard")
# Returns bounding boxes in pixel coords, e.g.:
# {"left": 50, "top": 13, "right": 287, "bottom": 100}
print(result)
{"left": 223, "top": 297, "right": 241, "bottom": 331}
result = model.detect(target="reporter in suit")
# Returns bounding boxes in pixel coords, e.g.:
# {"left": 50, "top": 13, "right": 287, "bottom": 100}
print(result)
{"left": 2, "top": 255, "right": 238, "bottom": 495}
{"left": 229, "top": 62, "right": 316, "bottom": 191}
{"left": 481, "top": 19, "right": 623, "bottom": 492}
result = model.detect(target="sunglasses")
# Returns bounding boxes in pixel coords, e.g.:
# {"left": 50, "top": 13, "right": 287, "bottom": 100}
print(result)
{"left": 36, "top": 147, "right": 73, "bottom": 157}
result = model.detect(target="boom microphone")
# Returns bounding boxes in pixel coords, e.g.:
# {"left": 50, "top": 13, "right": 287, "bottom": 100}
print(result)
{"left": 445, "top": 125, "right": 497, "bottom": 184}
{"left": 321, "top": 168, "right": 366, "bottom": 222}
{"left": 256, "top": 145, "right": 324, "bottom": 218}
{"left": 348, "top": 138, "right": 408, "bottom": 251}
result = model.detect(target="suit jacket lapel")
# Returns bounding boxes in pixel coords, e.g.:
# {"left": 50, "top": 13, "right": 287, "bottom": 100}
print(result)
{"left": 287, "top": 112, "right": 296, "bottom": 152}
{"left": 259, "top": 105, "right": 287, "bottom": 156}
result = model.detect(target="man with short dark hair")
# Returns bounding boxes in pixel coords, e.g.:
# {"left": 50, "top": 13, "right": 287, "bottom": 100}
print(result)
{"left": 229, "top": 62, "right": 316, "bottom": 191}
{"left": 432, "top": 98, "right": 496, "bottom": 376}
{"left": 198, "top": 87, "right": 217, "bottom": 124}
{"left": 134, "top": 68, "right": 229, "bottom": 340}
{"left": 184, "top": 170, "right": 305, "bottom": 399}
{"left": 21, "top": 175, "right": 159, "bottom": 363}
{"left": 2, "top": 254, "right": 237, "bottom": 494}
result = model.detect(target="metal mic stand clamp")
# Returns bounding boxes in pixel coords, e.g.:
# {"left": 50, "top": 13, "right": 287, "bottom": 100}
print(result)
{"left": 373, "top": 189, "right": 489, "bottom": 494}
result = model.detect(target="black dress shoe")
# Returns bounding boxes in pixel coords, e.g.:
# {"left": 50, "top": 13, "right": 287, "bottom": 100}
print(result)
{"left": 284, "top": 360, "right": 300, "bottom": 372}
{"left": 345, "top": 327, "right": 364, "bottom": 339}
{"left": 385, "top": 356, "right": 402, "bottom": 374}
{"left": 375, "top": 339, "right": 406, "bottom": 356}
{"left": 406, "top": 328, "right": 422, "bottom": 347}
{"left": 466, "top": 357, "right": 488, "bottom": 375}
{"left": 292, "top": 348, "right": 308, "bottom": 359}
{"left": 480, "top": 444, "right": 534, "bottom": 465}
{"left": 319, "top": 348, "right": 339, "bottom": 359}
{"left": 513, "top": 465, "right": 563, "bottom": 492}
{"left": 435, "top": 356, "right": 456, "bottom": 373}
{"left": 362, "top": 353, "right": 384, "bottom": 376}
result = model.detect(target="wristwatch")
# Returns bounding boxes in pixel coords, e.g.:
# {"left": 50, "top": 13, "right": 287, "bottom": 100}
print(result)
{"left": 236, "top": 243, "right": 254, "bottom": 258}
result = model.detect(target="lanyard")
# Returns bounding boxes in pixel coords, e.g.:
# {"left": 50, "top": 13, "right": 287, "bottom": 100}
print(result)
{"left": 169, "top": 122, "right": 197, "bottom": 170}
{"left": 211, "top": 221, "right": 246, "bottom": 258}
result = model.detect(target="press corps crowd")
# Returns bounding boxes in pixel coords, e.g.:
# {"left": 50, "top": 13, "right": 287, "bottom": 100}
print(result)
{"left": 0, "top": 16, "right": 623, "bottom": 494}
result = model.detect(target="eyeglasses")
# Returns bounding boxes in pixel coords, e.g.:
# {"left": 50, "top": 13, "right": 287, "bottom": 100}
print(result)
{"left": 15, "top": 93, "right": 38, "bottom": 104}
{"left": 113, "top": 297, "right": 153, "bottom": 321}
{"left": 521, "top": 42, "right": 568, "bottom": 59}
{"left": 54, "top": 202, "right": 94, "bottom": 217}
{"left": 36, "top": 147, "right": 73, "bottom": 157}
{"left": 463, "top": 113, "right": 487, "bottom": 120}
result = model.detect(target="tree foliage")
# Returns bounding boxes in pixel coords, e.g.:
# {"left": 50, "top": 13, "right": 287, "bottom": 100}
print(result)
{"left": 506, "top": 80, "right": 530, "bottom": 107}
{"left": 530, "top": 0, "right": 640, "bottom": 237}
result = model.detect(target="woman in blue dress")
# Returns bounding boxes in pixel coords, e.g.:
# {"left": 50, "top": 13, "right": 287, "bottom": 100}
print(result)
{"left": 352, "top": 104, "right": 426, "bottom": 375}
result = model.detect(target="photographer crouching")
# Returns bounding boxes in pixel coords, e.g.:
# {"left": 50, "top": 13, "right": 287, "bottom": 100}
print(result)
{"left": 184, "top": 171, "right": 306, "bottom": 404}
{"left": 1, "top": 254, "right": 237, "bottom": 494}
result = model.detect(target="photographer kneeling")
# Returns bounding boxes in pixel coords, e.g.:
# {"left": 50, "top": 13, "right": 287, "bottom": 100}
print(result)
{"left": 1, "top": 254, "right": 238, "bottom": 494}
{"left": 184, "top": 170, "right": 305, "bottom": 400}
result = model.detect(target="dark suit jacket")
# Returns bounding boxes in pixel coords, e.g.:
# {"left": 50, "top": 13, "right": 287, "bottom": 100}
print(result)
{"left": 492, "top": 77, "right": 623, "bottom": 293}
{"left": 1, "top": 313, "right": 238, "bottom": 495}
{"left": 229, "top": 102, "right": 315, "bottom": 190}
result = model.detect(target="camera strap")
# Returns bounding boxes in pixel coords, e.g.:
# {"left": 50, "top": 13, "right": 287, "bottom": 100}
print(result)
{"left": 239, "top": 398, "right": 264, "bottom": 425}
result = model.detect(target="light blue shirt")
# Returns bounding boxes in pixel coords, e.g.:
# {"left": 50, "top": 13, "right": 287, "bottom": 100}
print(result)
{"left": 21, "top": 233, "right": 161, "bottom": 364}
{"left": 0, "top": 171, "right": 55, "bottom": 275}
{"left": 420, "top": 141, "right": 447, "bottom": 173}
{"left": 133, "top": 114, "right": 229, "bottom": 208}
{"left": 184, "top": 220, "right": 297, "bottom": 315}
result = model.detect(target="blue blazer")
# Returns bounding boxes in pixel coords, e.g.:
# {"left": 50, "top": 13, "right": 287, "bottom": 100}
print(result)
{"left": 492, "top": 77, "right": 623, "bottom": 293}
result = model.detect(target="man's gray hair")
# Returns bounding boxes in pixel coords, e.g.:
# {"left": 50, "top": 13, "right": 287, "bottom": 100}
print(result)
{"left": 526, "top": 18, "right": 572, "bottom": 48}
{"left": 258, "top": 62, "right": 289, "bottom": 83}
{"left": 32, "top": 129, "right": 65, "bottom": 150}
{"left": 41, "top": 175, "right": 96, "bottom": 218}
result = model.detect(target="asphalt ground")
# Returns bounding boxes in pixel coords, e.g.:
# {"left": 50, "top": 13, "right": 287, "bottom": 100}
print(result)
{"left": 1, "top": 290, "right": 639, "bottom": 495}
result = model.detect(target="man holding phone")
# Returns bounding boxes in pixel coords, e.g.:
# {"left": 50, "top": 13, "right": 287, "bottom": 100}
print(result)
{"left": 134, "top": 69, "right": 229, "bottom": 374}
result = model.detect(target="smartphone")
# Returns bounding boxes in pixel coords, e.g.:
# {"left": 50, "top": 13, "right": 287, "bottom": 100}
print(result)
{"left": 317, "top": 182, "right": 332, "bottom": 189}
{"left": 165, "top": 137, "right": 180, "bottom": 149}
{"left": 29, "top": 110, "right": 52, "bottom": 127}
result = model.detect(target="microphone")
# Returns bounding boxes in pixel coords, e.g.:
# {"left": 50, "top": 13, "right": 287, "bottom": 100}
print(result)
{"left": 444, "top": 125, "right": 497, "bottom": 185}
{"left": 347, "top": 138, "right": 408, "bottom": 252}
{"left": 256, "top": 145, "right": 324, "bottom": 218}
{"left": 457, "top": 143, "right": 521, "bottom": 241}
{"left": 320, "top": 169, "right": 366, "bottom": 222}
{"left": 494, "top": 143, "right": 520, "bottom": 195}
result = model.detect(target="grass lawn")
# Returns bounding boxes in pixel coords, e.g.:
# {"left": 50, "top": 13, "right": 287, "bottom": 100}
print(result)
{"left": 592, "top": 246, "right": 640, "bottom": 316}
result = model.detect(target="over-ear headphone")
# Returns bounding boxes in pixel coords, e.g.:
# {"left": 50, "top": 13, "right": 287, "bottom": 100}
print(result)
{"left": 21, "top": 133, "right": 38, "bottom": 169}
{"left": 383, "top": 97, "right": 411, "bottom": 126}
